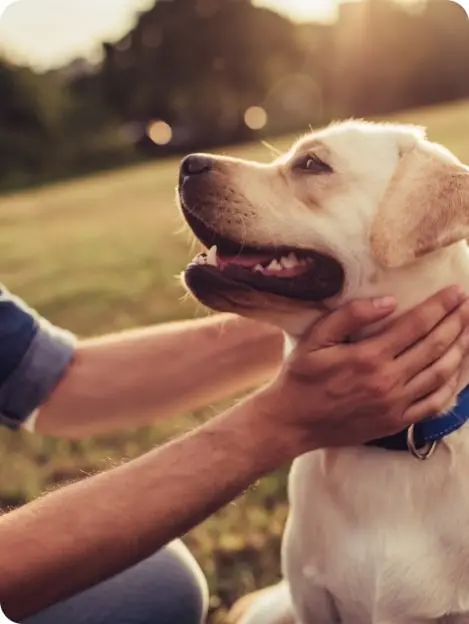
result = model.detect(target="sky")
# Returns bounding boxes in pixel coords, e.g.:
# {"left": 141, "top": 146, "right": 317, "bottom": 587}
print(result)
{"left": 0, "top": 0, "right": 340, "bottom": 71}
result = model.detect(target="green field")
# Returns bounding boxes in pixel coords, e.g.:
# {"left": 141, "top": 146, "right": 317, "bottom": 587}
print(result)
{"left": 1, "top": 100, "right": 469, "bottom": 621}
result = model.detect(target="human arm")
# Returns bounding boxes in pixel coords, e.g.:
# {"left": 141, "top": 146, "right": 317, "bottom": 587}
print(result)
{"left": 1, "top": 287, "right": 468, "bottom": 621}
{"left": 0, "top": 286, "right": 283, "bottom": 438}
{"left": 35, "top": 314, "right": 284, "bottom": 439}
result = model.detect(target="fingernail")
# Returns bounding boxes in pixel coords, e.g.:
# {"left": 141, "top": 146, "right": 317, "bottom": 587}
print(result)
{"left": 372, "top": 296, "right": 396, "bottom": 309}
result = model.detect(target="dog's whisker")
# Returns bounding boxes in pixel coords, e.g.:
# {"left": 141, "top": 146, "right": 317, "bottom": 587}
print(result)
{"left": 261, "top": 140, "right": 282, "bottom": 159}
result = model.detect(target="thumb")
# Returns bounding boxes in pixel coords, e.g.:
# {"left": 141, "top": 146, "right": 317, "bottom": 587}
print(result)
{"left": 306, "top": 296, "right": 397, "bottom": 347}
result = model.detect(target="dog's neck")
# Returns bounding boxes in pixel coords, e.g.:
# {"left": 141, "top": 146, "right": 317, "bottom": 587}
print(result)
{"left": 379, "top": 241, "right": 469, "bottom": 397}
{"left": 364, "top": 241, "right": 469, "bottom": 334}
{"left": 284, "top": 241, "right": 469, "bottom": 395}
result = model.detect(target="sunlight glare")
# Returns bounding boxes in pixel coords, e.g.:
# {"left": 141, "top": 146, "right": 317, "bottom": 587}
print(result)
{"left": 450, "top": 0, "right": 469, "bottom": 16}
{"left": 0, "top": 0, "right": 20, "bottom": 19}
{"left": 253, "top": 0, "right": 338, "bottom": 23}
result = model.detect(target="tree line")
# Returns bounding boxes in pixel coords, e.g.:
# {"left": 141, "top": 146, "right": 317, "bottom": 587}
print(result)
{"left": 1, "top": 0, "right": 468, "bottom": 191}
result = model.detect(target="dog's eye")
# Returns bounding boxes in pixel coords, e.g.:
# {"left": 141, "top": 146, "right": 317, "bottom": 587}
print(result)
{"left": 296, "top": 154, "right": 332, "bottom": 174}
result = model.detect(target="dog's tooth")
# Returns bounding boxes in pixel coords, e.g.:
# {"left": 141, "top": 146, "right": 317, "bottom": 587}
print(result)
{"left": 253, "top": 264, "right": 263, "bottom": 272}
{"left": 288, "top": 252, "right": 300, "bottom": 266}
{"left": 206, "top": 245, "right": 218, "bottom": 267}
{"left": 267, "top": 259, "right": 282, "bottom": 272}
{"left": 281, "top": 255, "right": 297, "bottom": 269}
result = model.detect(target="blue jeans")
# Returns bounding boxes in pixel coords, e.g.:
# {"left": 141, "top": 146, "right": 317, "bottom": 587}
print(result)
{"left": 24, "top": 541, "right": 209, "bottom": 624}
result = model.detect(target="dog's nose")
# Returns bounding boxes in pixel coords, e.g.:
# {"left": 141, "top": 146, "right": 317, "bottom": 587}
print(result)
{"left": 180, "top": 154, "right": 212, "bottom": 177}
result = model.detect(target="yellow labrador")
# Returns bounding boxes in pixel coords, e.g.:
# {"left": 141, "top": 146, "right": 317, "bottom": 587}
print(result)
{"left": 177, "top": 121, "right": 469, "bottom": 624}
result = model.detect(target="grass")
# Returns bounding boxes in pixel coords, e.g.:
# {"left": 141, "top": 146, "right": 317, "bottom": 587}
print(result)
{"left": 1, "top": 99, "right": 469, "bottom": 621}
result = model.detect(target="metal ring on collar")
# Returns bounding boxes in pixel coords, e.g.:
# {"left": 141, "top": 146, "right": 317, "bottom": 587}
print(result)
{"left": 406, "top": 424, "right": 438, "bottom": 460}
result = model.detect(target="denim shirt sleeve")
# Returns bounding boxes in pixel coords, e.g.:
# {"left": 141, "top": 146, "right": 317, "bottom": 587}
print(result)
{"left": 0, "top": 288, "right": 76, "bottom": 431}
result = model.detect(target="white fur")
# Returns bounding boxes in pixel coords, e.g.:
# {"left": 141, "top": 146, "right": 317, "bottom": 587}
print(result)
{"left": 214, "top": 121, "right": 469, "bottom": 624}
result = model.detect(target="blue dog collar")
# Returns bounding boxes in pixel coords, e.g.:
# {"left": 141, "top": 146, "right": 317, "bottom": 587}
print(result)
{"left": 367, "top": 384, "right": 469, "bottom": 458}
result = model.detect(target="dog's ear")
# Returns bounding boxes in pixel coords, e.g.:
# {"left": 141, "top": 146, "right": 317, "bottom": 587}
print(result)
{"left": 370, "top": 147, "right": 469, "bottom": 268}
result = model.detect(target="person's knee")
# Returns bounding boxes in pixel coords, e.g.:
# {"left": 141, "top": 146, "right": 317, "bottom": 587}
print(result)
{"left": 24, "top": 540, "right": 209, "bottom": 624}
{"left": 110, "top": 540, "right": 208, "bottom": 624}
{"left": 163, "top": 540, "right": 209, "bottom": 623}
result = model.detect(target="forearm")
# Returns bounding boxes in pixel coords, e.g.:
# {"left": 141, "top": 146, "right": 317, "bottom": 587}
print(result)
{"left": 0, "top": 392, "right": 289, "bottom": 621}
{"left": 36, "top": 314, "right": 283, "bottom": 438}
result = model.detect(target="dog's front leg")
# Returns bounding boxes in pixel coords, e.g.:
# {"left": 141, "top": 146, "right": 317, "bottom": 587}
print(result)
{"left": 283, "top": 517, "right": 341, "bottom": 624}
{"left": 290, "top": 583, "right": 341, "bottom": 624}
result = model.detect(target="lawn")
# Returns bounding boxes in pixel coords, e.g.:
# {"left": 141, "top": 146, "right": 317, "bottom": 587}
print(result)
{"left": 1, "top": 99, "right": 469, "bottom": 621}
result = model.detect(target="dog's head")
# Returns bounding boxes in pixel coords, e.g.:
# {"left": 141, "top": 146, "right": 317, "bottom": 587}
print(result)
{"left": 177, "top": 121, "right": 469, "bottom": 336}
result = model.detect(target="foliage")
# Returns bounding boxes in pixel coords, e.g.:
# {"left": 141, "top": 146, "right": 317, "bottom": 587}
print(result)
{"left": 1, "top": 0, "right": 469, "bottom": 189}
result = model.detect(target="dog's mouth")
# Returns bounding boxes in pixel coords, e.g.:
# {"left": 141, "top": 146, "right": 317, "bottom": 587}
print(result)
{"left": 183, "top": 213, "right": 344, "bottom": 302}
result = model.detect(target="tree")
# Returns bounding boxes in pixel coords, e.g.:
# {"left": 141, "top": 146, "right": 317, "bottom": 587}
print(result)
{"left": 100, "top": 0, "right": 305, "bottom": 148}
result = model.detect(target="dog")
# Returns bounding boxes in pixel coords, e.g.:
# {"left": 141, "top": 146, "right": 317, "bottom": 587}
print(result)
{"left": 177, "top": 120, "right": 469, "bottom": 624}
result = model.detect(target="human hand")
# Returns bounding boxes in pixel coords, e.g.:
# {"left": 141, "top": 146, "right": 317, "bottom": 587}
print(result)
{"left": 257, "top": 286, "right": 469, "bottom": 457}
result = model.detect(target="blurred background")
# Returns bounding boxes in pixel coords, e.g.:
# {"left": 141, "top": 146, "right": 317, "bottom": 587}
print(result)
{"left": 0, "top": 0, "right": 468, "bottom": 621}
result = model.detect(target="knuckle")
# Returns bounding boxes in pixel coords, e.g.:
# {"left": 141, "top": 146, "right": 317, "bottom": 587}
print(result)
{"left": 458, "top": 300, "right": 469, "bottom": 324}
{"left": 287, "top": 356, "right": 309, "bottom": 380}
{"left": 448, "top": 347, "right": 463, "bottom": 370}
{"left": 460, "top": 333, "right": 469, "bottom": 356}
{"left": 426, "top": 395, "right": 445, "bottom": 417}
{"left": 413, "top": 289, "right": 459, "bottom": 330}
{"left": 450, "top": 376, "right": 460, "bottom": 394}
{"left": 352, "top": 346, "right": 381, "bottom": 373}
{"left": 436, "top": 351, "right": 460, "bottom": 378}
{"left": 430, "top": 336, "right": 449, "bottom": 358}
{"left": 405, "top": 314, "right": 427, "bottom": 339}
{"left": 428, "top": 385, "right": 456, "bottom": 415}
{"left": 439, "top": 287, "right": 463, "bottom": 312}
{"left": 446, "top": 370, "right": 460, "bottom": 391}
{"left": 287, "top": 352, "right": 323, "bottom": 381}
{"left": 430, "top": 366, "right": 451, "bottom": 388}
{"left": 366, "top": 372, "right": 397, "bottom": 400}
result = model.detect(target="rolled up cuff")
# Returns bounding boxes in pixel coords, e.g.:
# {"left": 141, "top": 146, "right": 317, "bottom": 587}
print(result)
{"left": 0, "top": 320, "right": 76, "bottom": 430}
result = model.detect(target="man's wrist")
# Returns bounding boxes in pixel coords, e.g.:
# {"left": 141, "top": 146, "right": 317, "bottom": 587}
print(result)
{"left": 251, "top": 384, "right": 323, "bottom": 465}
{"left": 222, "top": 388, "right": 307, "bottom": 476}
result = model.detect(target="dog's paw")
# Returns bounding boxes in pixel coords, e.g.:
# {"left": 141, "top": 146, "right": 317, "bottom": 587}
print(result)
{"left": 227, "top": 589, "right": 272, "bottom": 623}
{"left": 226, "top": 582, "right": 295, "bottom": 624}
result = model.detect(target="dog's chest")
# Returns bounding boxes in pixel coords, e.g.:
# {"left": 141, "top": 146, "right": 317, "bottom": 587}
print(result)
{"left": 284, "top": 440, "right": 469, "bottom": 622}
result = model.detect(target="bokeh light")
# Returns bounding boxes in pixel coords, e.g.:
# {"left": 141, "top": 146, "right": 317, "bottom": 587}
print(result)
{"left": 244, "top": 106, "right": 268, "bottom": 130}
{"left": 147, "top": 120, "right": 172, "bottom": 145}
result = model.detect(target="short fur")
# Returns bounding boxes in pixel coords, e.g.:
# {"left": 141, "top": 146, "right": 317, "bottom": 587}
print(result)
{"left": 179, "top": 121, "right": 469, "bottom": 624}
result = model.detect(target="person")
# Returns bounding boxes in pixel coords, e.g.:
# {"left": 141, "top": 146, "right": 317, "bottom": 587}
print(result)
{"left": 0, "top": 284, "right": 468, "bottom": 624}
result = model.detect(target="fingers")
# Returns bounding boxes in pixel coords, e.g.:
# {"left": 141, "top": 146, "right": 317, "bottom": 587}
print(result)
{"left": 306, "top": 296, "right": 397, "bottom": 348}
{"left": 404, "top": 332, "right": 469, "bottom": 402}
{"left": 377, "top": 286, "right": 467, "bottom": 357}
{"left": 403, "top": 372, "right": 460, "bottom": 425}
{"left": 398, "top": 302, "right": 469, "bottom": 381}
